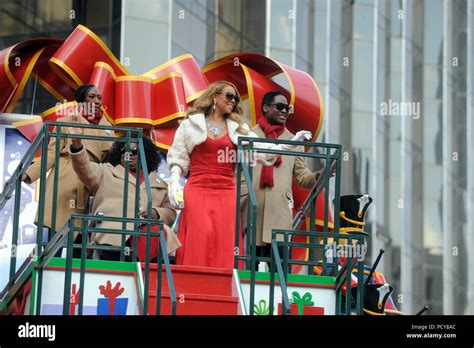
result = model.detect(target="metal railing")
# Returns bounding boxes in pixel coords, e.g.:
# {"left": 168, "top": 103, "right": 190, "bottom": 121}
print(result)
{"left": 268, "top": 229, "right": 366, "bottom": 316}
{"left": 38, "top": 214, "right": 176, "bottom": 315}
{"left": 269, "top": 239, "right": 291, "bottom": 315}
{"left": 0, "top": 121, "right": 176, "bottom": 315}
{"left": 234, "top": 137, "right": 365, "bottom": 315}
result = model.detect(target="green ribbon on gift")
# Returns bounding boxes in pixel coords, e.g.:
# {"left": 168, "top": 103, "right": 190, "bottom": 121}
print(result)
{"left": 254, "top": 299, "right": 270, "bottom": 315}
{"left": 291, "top": 291, "right": 314, "bottom": 315}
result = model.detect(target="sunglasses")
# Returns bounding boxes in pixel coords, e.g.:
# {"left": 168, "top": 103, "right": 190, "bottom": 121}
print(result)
{"left": 266, "top": 103, "right": 291, "bottom": 112}
{"left": 217, "top": 92, "right": 240, "bottom": 104}
{"left": 121, "top": 147, "right": 138, "bottom": 155}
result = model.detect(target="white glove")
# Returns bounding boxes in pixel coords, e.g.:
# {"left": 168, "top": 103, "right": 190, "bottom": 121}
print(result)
{"left": 168, "top": 166, "right": 184, "bottom": 209}
{"left": 292, "top": 130, "right": 312, "bottom": 142}
{"left": 277, "top": 130, "right": 312, "bottom": 151}
{"left": 242, "top": 130, "right": 312, "bottom": 165}
{"left": 255, "top": 152, "right": 278, "bottom": 166}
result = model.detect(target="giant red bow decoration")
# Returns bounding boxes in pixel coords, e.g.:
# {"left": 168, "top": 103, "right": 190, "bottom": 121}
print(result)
{"left": 0, "top": 25, "right": 330, "bottom": 269}
{"left": 0, "top": 25, "right": 323, "bottom": 149}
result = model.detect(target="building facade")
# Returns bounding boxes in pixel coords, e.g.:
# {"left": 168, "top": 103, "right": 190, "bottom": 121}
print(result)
{"left": 1, "top": 0, "right": 472, "bottom": 314}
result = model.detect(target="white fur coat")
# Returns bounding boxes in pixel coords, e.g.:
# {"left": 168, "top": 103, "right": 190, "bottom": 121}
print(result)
{"left": 167, "top": 113, "right": 273, "bottom": 175}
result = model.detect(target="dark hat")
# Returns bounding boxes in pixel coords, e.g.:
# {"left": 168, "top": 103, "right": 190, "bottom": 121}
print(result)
{"left": 335, "top": 194, "right": 373, "bottom": 230}
{"left": 349, "top": 282, "right": 394, "bottom": 315}
{"left": 363, "top": 283, "right": 394, "bottom": 314}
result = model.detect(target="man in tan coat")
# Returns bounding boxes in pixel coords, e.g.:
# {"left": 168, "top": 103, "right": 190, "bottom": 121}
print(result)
{"left": 22, "top": 85, "right": 113, "bottom": 242}
{"left": 67, "top": 120, "right": 180, "bottom": 261}
{"left": 240, "top": 91, "right": 328, "bottom": 258}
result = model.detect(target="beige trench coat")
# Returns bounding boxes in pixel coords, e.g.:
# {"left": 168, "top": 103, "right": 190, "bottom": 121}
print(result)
{"left": 25, "top": 115, "right": 113, "bottom": 233}
{"left": 240, "top": 125, "right": 317, "bottom": 246}
{"left": 68, "top": 146, "right": 180, "bottom": 253}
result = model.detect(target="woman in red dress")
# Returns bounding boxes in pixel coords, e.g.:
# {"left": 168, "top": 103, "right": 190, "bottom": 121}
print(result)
{"left": 167, "top": 81, "right": 310, "bottom": 269}
{"left": 173, "top": 130, "right": 239, "bottom": 268}
{"left": 167, "top": 81, "right": 249, "bottom": 268}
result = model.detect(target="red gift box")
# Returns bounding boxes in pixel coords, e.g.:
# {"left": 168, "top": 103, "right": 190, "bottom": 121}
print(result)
{"left": 277, "top": 303, "right": 299, "bottom": 315}
{"left": 277, "top": 303, "right": 325, "bottom": 315}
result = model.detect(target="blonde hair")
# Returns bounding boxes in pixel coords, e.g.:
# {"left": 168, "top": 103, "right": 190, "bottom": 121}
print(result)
{"left": 187, "top": 81, "right": 248, "bottom": 135}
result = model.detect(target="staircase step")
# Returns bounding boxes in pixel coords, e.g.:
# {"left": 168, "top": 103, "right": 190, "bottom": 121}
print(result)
{"left": 141, "top": 264, "right": 234, "bottom": 297}
{"left": 147, "top": 292, "right": 238, "bottom": 315}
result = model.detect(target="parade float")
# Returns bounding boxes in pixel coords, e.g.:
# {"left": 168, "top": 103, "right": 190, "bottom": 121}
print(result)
{"left": 0, "top": 25, "right": 420, "bottom": 316}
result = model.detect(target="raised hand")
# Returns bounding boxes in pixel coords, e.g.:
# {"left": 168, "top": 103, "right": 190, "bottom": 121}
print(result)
{"left": 68, "top": 114, "right": 84, "bottom": 150}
